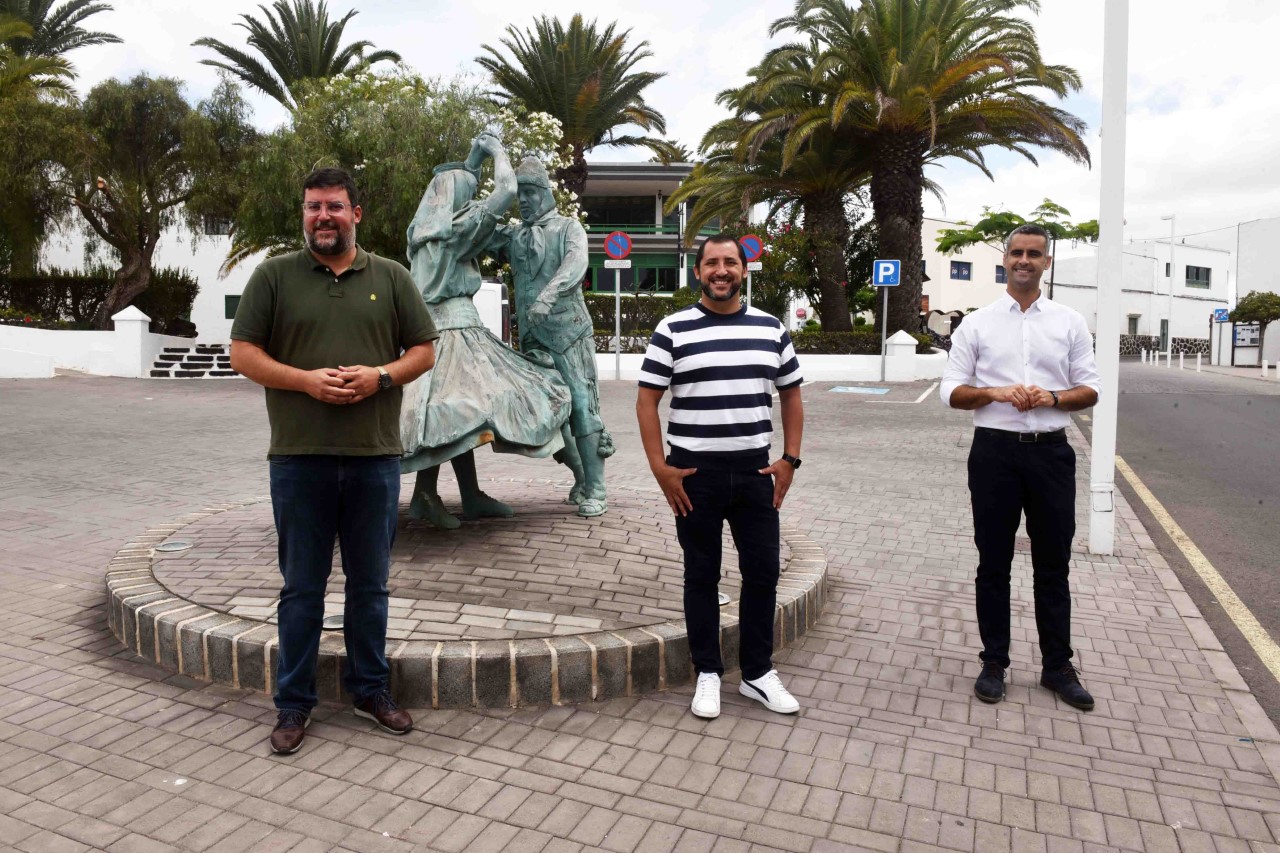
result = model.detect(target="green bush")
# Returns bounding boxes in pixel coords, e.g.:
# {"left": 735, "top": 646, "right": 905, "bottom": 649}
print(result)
{"left": 0, "top": 267, "right": 199, "bottom": 334}
{"left": 790, "top": 329, "right": 935, "bottom": 355}
{"left": 586, "top": 288, "right": 699, "bottom": 334}
{"left": 0, "top": 306, "right": 69, "bottom": 329}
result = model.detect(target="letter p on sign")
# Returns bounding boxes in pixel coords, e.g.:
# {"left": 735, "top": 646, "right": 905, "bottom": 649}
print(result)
{"left": 873, "top": 259, "right": 901, "bottom": 286}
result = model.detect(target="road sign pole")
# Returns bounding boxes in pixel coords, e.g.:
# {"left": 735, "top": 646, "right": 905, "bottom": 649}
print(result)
{"left": 880, "top": 286, "right": 889, "bottom": 382}
{"left": 746, "top": 272, "right": 752, "bottom": 307}
{"left": 615, "top": 269, "right": 621, "bottom": 380}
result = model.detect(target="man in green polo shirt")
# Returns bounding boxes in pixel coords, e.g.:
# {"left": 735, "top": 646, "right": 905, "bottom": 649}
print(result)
{"left": 230, "top": 167, "right": 439, "bottom": 755}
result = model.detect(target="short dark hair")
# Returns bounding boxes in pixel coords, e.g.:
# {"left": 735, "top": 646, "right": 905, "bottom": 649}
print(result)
{"left": 303, "top": 167, "right": 359, "bottom": 207}
{"left": 694, "top": 233, "right": 748, "bottom": 269}
{"left": 1004, "top": 222, "right": 1050, "bottom": 253}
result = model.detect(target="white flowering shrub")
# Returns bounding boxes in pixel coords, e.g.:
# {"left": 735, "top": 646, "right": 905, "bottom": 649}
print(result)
{"left": 476, "top": 108, "right": 584, "bottom": 224}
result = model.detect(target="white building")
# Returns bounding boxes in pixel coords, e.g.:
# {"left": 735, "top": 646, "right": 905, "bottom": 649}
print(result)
{"left": 1051, "top": 239, "right": 1230, "bottom": 353}
{"left": 920, "top": 217, "right": 1008, "bottom": 314}
{"left": 1235, "top": 216, "right": 1280, "bottom": 364}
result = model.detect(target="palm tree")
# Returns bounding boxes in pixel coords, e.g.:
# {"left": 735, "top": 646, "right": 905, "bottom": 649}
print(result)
{"left": 759, "top": 0, "right": 1090, "bottom": 334}
{"left": 0, "top": 0, "right": 120, "bottom": 58}
{"left": 476, "top": 14, "right": 679, "bottom": 197}
{"left": 0, "top": 16, "right": 72, "bottom": 98}
{"left": 668, "top": 53, "right": 872, "bottom": 330}
{"left": 193, "top": 0, "right": 400, "bottom": 110}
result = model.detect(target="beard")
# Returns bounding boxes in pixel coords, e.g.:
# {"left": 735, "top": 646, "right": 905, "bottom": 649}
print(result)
{"left": 304, "top": 221, "right": 354, "bottom": 257}
{"left": 701, "top": 279, "right": 742, "bottom": 302}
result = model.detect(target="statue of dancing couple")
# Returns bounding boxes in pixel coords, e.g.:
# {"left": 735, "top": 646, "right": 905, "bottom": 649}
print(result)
{"left": 398, "top": 132, "right": 610, "bottom": 525}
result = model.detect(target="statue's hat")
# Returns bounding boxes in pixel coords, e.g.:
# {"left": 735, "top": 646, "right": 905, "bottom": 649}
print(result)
{"left": 515, "top": 157, "right": 553, "bottom": 189}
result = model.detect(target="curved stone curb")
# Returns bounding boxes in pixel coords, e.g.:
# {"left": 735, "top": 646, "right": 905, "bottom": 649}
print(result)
{"left": 106, "top": 496, "right": 828, "bottom": 708}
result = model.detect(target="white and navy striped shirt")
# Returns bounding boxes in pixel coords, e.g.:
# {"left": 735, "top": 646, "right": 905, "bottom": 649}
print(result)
{"left": 639, "top": 303, "right": 802, "bottom": 457}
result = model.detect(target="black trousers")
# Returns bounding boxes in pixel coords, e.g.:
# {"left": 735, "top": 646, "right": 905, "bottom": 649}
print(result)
{"left": 967, "top": 429, "right": 1077, "bottom": 670}
{"left": 673, "top": 461, "right": 780, "bottom": 681}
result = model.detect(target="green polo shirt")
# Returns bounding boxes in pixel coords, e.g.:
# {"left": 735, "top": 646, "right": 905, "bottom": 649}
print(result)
{"left": 231, "top": 247, "right": 438, "bottom": 456}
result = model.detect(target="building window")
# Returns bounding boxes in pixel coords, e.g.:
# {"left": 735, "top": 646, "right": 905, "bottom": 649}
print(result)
{"left": 224, "top": 295, "right": 241, "bottom": 320}
{"left": 581, "top": 195, "right": 657, "bottom": 229}
{"left": 995, "top": 265, "right": 1006, "bottom": 283}
{"left": 1165, "top": 262, "right": 1171, "bottom": 277}
{"left": 1186, "top": 265, "right": 1211, "bottom": 288}
{"left": 1127, "top": 315, "right": 1139, "bottom": 336}
{"left": 950, "top": 261, "right": 971, "bottom": 281}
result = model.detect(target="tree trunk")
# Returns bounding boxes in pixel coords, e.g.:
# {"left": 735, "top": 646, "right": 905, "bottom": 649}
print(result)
{"left": 869, "top": 132, "right": 928, "bottom": 336}
{"left": 555, "top": 144, "right": 589, "bottom": 198}
{"left": 92, "top": 252, "right": 152, "bottom": 330}
{"left": 801, "top": 192, "right": 852, "bottom": 331}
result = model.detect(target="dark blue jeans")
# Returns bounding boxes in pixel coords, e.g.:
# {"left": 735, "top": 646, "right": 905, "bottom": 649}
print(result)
{"left": 269, "top": 454, "right": 400, "bottom": 713}
{"left": 673, "top": 459, "right": 780, "bottom": 681}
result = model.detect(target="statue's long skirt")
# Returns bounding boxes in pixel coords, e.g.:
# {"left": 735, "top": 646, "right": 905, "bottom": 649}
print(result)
{"left": 399, "top": 319, "right": 571, "bottom": 475}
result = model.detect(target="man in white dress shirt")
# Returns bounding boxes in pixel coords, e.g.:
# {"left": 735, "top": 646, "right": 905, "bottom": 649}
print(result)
{"left": 940, "top": 223, "right": 1101, "bottom": 711}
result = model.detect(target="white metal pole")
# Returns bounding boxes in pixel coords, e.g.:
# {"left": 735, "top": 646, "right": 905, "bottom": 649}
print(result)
{"left": 1164, "top": 214, "right": 1176, "bottom": 357}
{"left": 1089, "top": 0, "right": 1128, "bottom": 557}
{"left": 615, "top": 269, "right": 622, "bottom": 380}
{"left": 880, "top": 286, "right": 888, "bottom": 382}
{"left": 1196, "top": 352, "right": 1202, "bottom": 372}
{"left": 1179, "top": 352, "right": 1184, "bottom": 370}
{"left": 746, "top": 271, "right": 752, "bottom": 307}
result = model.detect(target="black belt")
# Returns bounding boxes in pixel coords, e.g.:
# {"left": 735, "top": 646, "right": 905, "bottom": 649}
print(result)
{"left": 975, "top": 427, "right": 1068, "bottom": 444}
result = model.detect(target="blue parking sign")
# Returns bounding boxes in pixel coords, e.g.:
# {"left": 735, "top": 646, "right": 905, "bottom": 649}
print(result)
{"left": 1214, "top": 308, "right": 1230, "bottom": 323}
{"left": 873, "top": 259, "right": 901, "bottom": 286}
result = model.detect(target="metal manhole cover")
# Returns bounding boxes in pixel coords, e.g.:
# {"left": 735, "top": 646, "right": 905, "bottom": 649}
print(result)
{"left": 155, "top": 540, "right": 193, "bottom": 553}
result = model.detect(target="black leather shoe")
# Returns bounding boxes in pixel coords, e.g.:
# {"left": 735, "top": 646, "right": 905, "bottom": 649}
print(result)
{"left": 1041, "top": 664, "right": 1095, "bottom": 711}
{"left": 973, "top": 663, "right": 1006, "bottom": 703}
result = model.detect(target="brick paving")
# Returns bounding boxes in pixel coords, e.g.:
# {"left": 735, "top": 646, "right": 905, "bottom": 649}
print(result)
{"left": 0, "top": 372, "right": 1277, "bottom": 851}
{"left": 149, "top": 484, "right": 775, "bottom": 640}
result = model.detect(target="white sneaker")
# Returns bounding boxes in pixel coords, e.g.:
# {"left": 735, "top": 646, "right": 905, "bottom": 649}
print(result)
{"left": 691, "top": 672, "right": 721, "bottom": 719}
{"left": 739, "top": 670, "right": 800, "bottom": 714}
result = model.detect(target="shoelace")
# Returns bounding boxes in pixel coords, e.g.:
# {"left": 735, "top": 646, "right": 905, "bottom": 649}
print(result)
{"left": 1053, "top": 664, "right": 1081, "bottom": 682}
{"left": 277, "top": 709, "right": 307, "bottom": 729}
{"left": 757, "top": 670, "right": 785, "bottom": 691}
{"left": 695, "top": 674, "right": 718, "bottom": 701}
{"left": 981, "top": 663, "right": 1005, "bottom": 679}
{"left": 371, "top": 691, "right": 399, "bottom": 715}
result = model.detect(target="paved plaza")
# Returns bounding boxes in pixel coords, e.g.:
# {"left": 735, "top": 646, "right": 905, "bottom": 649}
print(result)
{"left": 1, "top": 372, "right": 1278, "bottom": 852}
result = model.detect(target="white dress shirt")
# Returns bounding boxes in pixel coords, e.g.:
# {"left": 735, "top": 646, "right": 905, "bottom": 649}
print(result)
{"left": 940, "top": 292, "right": 1101, "bottom": 432}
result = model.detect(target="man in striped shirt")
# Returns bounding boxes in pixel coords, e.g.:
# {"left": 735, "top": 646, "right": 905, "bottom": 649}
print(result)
{"left": 636, "top": 234, "right": 805, "bottom": 720}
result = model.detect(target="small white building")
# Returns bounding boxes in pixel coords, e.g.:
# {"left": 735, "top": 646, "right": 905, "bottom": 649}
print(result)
{"left": 1235, "top": 216, "right": 1280, "bottom": 364}
{"left": 920, "top": 217, "right": 1008, "bottom": 314}
{"left": 1051, "top": 239, "right": 1230, "bottom": 354}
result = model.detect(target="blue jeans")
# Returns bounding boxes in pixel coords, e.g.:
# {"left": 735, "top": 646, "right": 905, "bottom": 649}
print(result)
{"left": 269, "top": 454, "right": 400, "bottom": 713}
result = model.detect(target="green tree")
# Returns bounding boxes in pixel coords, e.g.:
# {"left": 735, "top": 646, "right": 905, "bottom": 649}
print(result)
{"left": 0, "top": 91, "right": 76, "bottom": 274}
{"left": 222, "top": 72, "right": 577, "bottom": 275}
{"left": 1230, "top": 290, "right": 1280, "bottom": 364}
{"left": 193, "top": 0, "right": 400, "bottom": 110}
{"left": 0, "top": 16, "right": 71, "bottom": 98}
{"left": 56, "top": 74, "right": 253, "bottom": 327}
{"left": 666, "top": 51, "right": 872, "bottom": 330}
{"left": 476, "top": 14, "right": 679, "bottom": 197}
{"left": 0, "top": 0, "right": 121, "bottom": 58}
{"left": 758, "top": 0, "right": 1090, "bottom": 335}
{"left": 935, "top": 198, "right": 1097, "bottom": 297}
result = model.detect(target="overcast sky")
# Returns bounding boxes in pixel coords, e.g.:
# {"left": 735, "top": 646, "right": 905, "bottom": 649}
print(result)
{"left": 67, "top": 0, "right": 1280, "bottom": 253}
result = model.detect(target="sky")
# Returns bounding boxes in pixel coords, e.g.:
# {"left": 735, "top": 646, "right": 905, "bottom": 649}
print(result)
{"left": 65, "top": 0, "right": 1280, "bottom": 255}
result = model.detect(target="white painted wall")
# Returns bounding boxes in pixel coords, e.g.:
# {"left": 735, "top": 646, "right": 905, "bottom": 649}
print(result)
{"left": 1051, "top": 244, "right": 1229, "bottom": 342}
{"left": 0, "top": 307, "right": 195, "bottom": 377}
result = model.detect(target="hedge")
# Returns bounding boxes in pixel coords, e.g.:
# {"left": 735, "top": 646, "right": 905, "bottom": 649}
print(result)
{"left": 0, "top": 267, "right": 200, "bottom": 335}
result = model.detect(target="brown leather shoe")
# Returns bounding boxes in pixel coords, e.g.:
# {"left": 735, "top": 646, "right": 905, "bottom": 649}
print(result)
{"left": 269, "top": 710, "right": 310, "bottom": 754}
{"left": 353, "top": 690, "right": 412, "bottom": 735}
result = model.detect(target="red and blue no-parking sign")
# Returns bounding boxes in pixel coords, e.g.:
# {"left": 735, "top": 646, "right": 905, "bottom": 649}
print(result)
{"left": 604, "top": 231, "right": 632, "bottom": 260}
{"left": 739, "top": 233, "right": 764, "bottom": 263}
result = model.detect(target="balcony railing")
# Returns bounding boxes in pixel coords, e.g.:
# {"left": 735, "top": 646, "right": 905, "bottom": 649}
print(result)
{"left": 584, "top": 223, "right": 721, "bottom": 236}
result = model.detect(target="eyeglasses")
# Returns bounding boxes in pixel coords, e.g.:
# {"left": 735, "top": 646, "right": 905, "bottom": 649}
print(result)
{"left": 302, "top": 202, "right": 350, "bottom": 215}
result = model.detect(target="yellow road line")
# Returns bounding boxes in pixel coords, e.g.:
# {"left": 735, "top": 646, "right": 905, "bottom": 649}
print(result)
{"left": 1116, "top": 455, "right": 1280, "bottom": 685}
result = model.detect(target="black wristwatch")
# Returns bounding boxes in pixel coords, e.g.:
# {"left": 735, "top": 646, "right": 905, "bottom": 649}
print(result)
{"left": 1049, "top": 390, "right": 1060, "bottom": 408}
{"left": 782, "top": 453, "right": 802, "bottom": 469}
{"left": 377, "top": 366, "right": 393, "bottom": 391}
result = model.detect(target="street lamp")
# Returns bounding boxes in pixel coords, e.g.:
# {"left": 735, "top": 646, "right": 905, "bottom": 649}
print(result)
{"left": 1161, "top": 214, "right": 1175, "bottom": 356}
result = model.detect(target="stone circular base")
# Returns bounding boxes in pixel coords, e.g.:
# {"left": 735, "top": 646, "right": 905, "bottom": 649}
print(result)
{"left": 105, "top": 480, "right": 828, "bottom": 708}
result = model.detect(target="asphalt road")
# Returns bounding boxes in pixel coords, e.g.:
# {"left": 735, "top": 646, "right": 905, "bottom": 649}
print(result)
{"left": 1080, "top": 362, "right": 1280, "bottom": 725}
